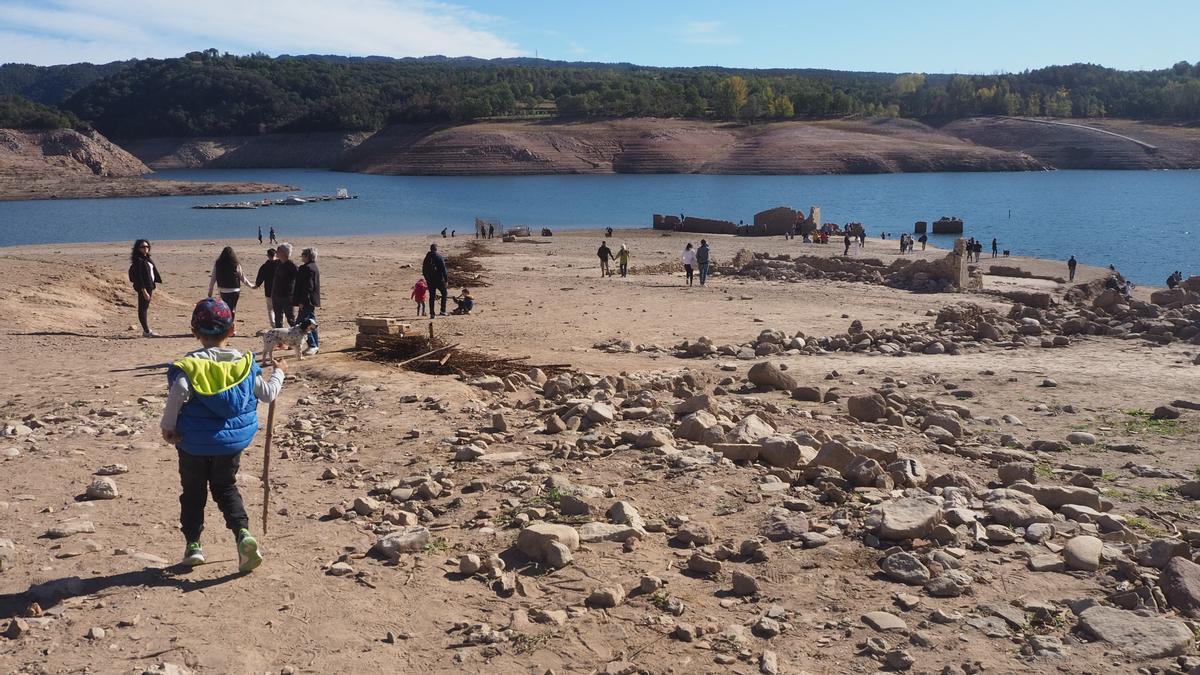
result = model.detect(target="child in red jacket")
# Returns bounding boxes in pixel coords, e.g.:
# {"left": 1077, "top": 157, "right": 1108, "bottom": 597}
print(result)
{"left": 411, "top": 278, "right": 429, "bottom": 316}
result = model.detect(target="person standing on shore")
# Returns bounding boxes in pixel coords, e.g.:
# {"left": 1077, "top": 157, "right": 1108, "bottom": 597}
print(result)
{"left": 617, "top": 244, "right": 630, "bottom": 278}
{"left": 271, "top": 243, "right": 298, "bottom": 328}
{"left": 697, "top": 239, "right": 711, "bottom": 286}
{"left": 488, "top": 224, "right": 495, "bottom": 239}
{"left": 423, "top": 243, "right": 449, "bottom": 317}
{"left": 129, "top": 239, "right": 162, "bottom": 337}
{"left": 597, "top": 241, "right": 615, "bottom": 277}
{"left": 1067, "top": 255, "right": 1078, "bottom": 282}
{"left": 207, "top": 247, "right": 254, "bottom": 319}
{"left": 991, "top": 238, "right": 998, "bottom": 258}
{"left": 681, "top": 243, "right": 696, "bottom": 286}
{"left": 253, "top": 248, "right": 278, "bottom": 328}
{"left": 918, "top": 233, "right": 928, "bottom": 251}
{"left": 258, "top": 226, "right": 263, "bottom": 245}
{"left": 269, "top": 227, "right": 278, "bottom": 245}
{"left": 293, "top": 247, "right": 320, "bottom": 356}
{"left": 843, "top": 232, "right": 852, "bottom": 256}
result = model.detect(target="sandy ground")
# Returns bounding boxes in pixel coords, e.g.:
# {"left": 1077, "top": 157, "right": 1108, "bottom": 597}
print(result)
{"left": 0, "top": 230, "right": 1198, "bottom": 674}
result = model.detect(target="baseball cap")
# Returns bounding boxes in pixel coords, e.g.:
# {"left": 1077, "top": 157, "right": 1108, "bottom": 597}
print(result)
{"left": 191, "top": 297, "right": 234, "bottom": 335}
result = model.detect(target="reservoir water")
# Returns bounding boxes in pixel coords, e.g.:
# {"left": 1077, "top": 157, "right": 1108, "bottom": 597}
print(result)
{"left": 0, "top": 168, "right": 1197, "bottom": 284}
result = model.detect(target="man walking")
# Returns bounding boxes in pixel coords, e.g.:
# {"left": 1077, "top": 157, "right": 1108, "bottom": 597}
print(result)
{"left": 991, "top": 238, "right": 998, "bottom": 258}
{"left": 271, "top": 243, "right": 298, "bottom": 328}
{"left": 1067, "top": 255, "right": 1078, "bottom": 282}
{"left": 253, "top": 248, "right": 278, "bottom": 328}
{"left": 269, "top": 227, "right": 278, "bottom": 245}
{"left": 696, "top": 239, "right": 711, "bottom": 286}
{"left": 258, "top": 226, "right": 263, "bottom": 244}
{"left": 423, "top": 243, "right": 449, "bottom": 317}
{"left": 597, "top": 241, "right": 615, "bottom": 277}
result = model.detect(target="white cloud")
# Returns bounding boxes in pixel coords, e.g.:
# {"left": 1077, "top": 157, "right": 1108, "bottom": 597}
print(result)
{"left": 0, "top": 0, "right": 525, "bottom": 65}
{"left": 679, "top": 20, "right": 738, "bottom": 46}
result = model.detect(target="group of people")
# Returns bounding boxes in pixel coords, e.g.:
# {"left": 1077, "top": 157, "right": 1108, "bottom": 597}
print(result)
{"left": 596, "top": 241, "right": 633, "bottom": 278}
{"left": 417, "top": 243, "right": 474, "bottom": 316}
{"left": 128, "top": 239, "right": 320, "bottom": 356}
{"left": 679, "top": 240, "right": 711, "bottom": 286}
{"left": 896, "top": 233, "right": 928, "bottom": 253}
{"left": 1167, "top": 270, "right": 1186, "bottom": 289}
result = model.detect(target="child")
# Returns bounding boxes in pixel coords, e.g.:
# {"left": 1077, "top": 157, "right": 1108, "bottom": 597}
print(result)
{"left": 617, "top": 244, "right": 630, "bottom": 277}
{"left": 451, "top": 288, "right": 474, "bottom": 315}
{"left": 160, "top": 298, "right": 287, "bottom": 572}
{"left": 411, "top": 278, "right": 428, "bottom": 316}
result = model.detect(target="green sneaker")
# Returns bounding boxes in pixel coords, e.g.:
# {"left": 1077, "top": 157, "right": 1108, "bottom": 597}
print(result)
{"left": 236, "top": 529, "right": 262, "bottom": 573}
{"left": 182, "top": 542, "right": 205, "bottom": 566}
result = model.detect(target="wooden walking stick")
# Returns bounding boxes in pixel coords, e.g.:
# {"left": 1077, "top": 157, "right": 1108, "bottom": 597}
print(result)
{"left": 261, "top": 398, "right": 276, "bottom": 534}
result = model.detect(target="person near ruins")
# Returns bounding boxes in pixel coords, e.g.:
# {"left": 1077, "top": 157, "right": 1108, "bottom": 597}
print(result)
{"left": 253, "top": 248, "right": 278, "bottom": 328}
{"left": 597, "top": 241, "right": 615, "bottom": 277}
{"left": 161, "top": 297, "right": 285, "bottom": 572}
{"left": 681, "top": 243, "right": 696, "bottom": 286}
{"left": 991, "top": 238, "right": 999, "bottom": 258}
{"left": 411, "top": 278, "right": 428, "bottom": 316}
{"left": 488, "top": 223, "right": 495, "bottom": 239}
{"left": 1067, "top": 255, "right": 1078, "bottom": 281}
{"left": 129, "top": 238, "right": 163, "bottom": 337}
{"left": 858, "top": 230, "right": 866, "bottom": 248}
{"left": 451, "top": 288, "right": 474, "bottom": 315}
{"left": 843, "top": 232, "right": 852, "bottom": 256}
{"left": 696, "top": 239, "right": 711, "bottom": 286}
{"left": 1123, "top": 280, "right": 1135, "bottom": 300}
{"left": 918, "top": 233, "right": 928, "bottom": 250}
{"left": 207, "top": 246, "right": 254, "bottom": 319}
{"left": 293, "top": 247, "right": 320, "bottom": 356}
{"left": 617, "top": 244, "right": 630, "bottom": 278}
{"left": 423, "top": 243, "right": 449, "bottom": 316}
{"left": 271, "top": 243, "right": 298, "bottom": 328}
{"left": 440, "top": 228, "right": 448, "bottom": 238}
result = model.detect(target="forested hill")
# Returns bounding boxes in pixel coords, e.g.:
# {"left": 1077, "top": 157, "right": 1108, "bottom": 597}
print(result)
{"left": 2, "top": 51, "right": 1199, "bottom": 137}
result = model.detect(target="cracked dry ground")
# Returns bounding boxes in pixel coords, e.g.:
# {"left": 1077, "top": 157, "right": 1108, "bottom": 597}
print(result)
{"left": 0, "top": 230, "right": 1199, "bottom": 675}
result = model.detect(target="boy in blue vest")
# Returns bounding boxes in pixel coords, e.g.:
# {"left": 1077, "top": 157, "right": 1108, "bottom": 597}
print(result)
{"left": 160, "top": 297, "right": 287, "bottom": 572}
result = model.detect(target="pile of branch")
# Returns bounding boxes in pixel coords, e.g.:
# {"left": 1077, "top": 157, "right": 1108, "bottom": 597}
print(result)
{"left": 355, "top": 334, "right": 569, "bottom": 379}
{"left": 445, "top": 240, "right": 494, "bottom": 287}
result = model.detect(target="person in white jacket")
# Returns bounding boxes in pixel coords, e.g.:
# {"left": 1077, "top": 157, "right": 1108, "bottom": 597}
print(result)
{"left": 680, "top": 243, "right": 696, "bottom": 286}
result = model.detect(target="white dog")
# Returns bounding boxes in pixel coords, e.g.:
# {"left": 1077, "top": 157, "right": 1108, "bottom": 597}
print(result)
{"left": 262, "top": 318, "right": 318, "bottom": 361}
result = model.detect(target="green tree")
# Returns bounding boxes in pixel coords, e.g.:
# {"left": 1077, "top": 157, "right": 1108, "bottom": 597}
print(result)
{"left": 714, "top": 76, "right": 748, "bottom": 119}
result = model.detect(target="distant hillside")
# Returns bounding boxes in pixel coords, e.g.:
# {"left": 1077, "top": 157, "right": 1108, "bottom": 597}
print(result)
{"left": 2, "top": 51, "right": 1199, "bottom": 139}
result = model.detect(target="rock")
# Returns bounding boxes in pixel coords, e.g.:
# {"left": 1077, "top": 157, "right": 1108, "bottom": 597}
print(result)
{"left": 687, "top": 552, "right": 722, "bottom": 575}
{"left": 1161, "top": 557, "right": 1200, "bottom": 617}
{"left": 984, "top": 489, "right": 1054, "bottom": 527}
{"left": 886, "top": 649, "right": 915, "bottom": 671}
{"left": 677, "top": 410, "right": 721, "bottom": 443}
{"left": 1063, "top": 535, "right": 1102, "bottom": 571}
{"left": 372, "top": 527, "right": 431, "bottom": 558}
{"left": 544, "top": 415, "right": 567, "bottom": 434}
{"left": 3, "top": 617, "right": 29, "bottom": 639}
{"left": 862, "top": 610, "right": 907, "bottom": 632}
{"left": 674, "top": 394, "right": 716, "bottom": 415}
{"left": 1077, "top": 605, "right": 1193, "bottom": 659}
{"left": 45, "top": 520, "right": 95, "bottom": 538}
{"left": 640, "top": 575, "right": 663, "bottom": 593}
{"left": 635, "top": 428, "right": 673, "bottom": 449}
{"left": 1066, "top": 431, "right": 1096, "bottom": 445}
{"left": 587, "top": 586, "right": 626, "bottom": 608}
{"left": 585, "top": 402, "right": 615, "bottom": 424}
{"left": 876, "top": 496, "right": 944, "bottom": 540}
{"left": 847, "top": 393, "right": 887, "bottom": 422}
{"left": 491, "top": 412, "right": 508, "bottom": 432}
{"left": 545, "top": 542, "right": 573, "bottom": 569}
{"left": 1018, "top": 484, "right": 1102, "bottom": 511}
{"left": 1028, "top": 554, "right": 1064, "bottom": 572}
{"left": 758, "top": 435, "right": 813, "bottom": 469}
{"left": 85, "top": 477, "right": 119, "bottom": 500}
{"left": 997, "top": 463, "right": 1037, "bottom": 485}
{"left": 675, "top": 521, "right": 715, "bottom": 546}
{"left": 578, "top": 522, "right": 644, "bottom": 543}
{"left": 924, "top": 570, "right": 972, "bottom": 597}
{"left": 327, "top": 561, "right": 354, "bottom": 576}
{"left": 459, "top": 554, "right": 482, "bottom": 575}
{"left": 352, "top": 496, "right": 381, "bottom": 516}
{"left": 879, "top": 551, "right": 931, "bottom": 585}
{"left": 86, "top": 626, "right": 105, "bottom": 640}
{"left": 921, "top": 412, "right": 963, "bottom": 438}
{"left": 760, "top": 649, "right": 780, "bottom": 675}
{"left": 714, "top": 443, "right": 760, "bottom": 462}
{"left": 1138, "top": 538, "right": 1189, "bottom": 569}
{"left": 1152, "top": 405, "right": 1181, "bottom": 420}
{"left": 747, "top": 362, "right": 798, "bottom": 391}
{"left": 517, "top": 522, "right": 580, "bottom": 563}
{"left": 470, "top": 376, "right": 504, "bottom": 391}
{"left": 791, "top": 386, "right": 827, "bottom": 402}
{"left": 731, "top": 570, "right": 760, "bottom": 596}
{"left": 810, "top": 441, "right": 858, "bottom": 473}
{"left": 726, "top": 414, "right": 774, "bottom": 443}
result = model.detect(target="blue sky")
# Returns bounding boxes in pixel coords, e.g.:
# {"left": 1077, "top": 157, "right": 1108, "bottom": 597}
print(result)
{"left": 1, "top": 0, "right": 1196, "bottom": 73}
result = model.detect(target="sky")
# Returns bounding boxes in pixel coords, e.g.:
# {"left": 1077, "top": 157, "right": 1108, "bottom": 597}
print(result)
{"left": 1, "top": 0, "right": 1196, "bottom": 73}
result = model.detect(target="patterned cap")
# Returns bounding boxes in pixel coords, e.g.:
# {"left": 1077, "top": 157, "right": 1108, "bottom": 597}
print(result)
{"left": 191, "top": 297, "right": 234, "bottom": 335}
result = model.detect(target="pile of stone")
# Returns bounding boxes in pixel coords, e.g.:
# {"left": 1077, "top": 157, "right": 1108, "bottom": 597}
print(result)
{"left": 720, "top": 249, "right": 964, "bottom": 293}
{"left": 1034, "top": 283, "right": 1200, "bottom": 346}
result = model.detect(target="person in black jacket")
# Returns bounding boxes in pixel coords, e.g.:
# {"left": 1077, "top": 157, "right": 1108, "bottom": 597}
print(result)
{"left": 129, "top": 239, "right": 162, "bottom": 337}
{"left": 293, "top": 247, "right": 321, "bottom": 355}
{"left": 422, "top": 243, "right": 449, "bottom": 317}
{"left": 253, "top": 248, "right": 278, "bottom": 328}
{"left": 271, "top": 243, "right": 298, "bottom": 328}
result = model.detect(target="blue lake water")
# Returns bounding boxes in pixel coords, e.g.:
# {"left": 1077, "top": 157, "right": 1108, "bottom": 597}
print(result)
{"left": 0, "top": 168, "right": 1197, "bottom": 284}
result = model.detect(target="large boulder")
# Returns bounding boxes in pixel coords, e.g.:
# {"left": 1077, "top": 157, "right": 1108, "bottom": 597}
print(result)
{"left": 920, "top": 413, "right": 963, "bottom": 438}
{"left": 1077, "top": 606, "right": 1193, "bottom": 659}
{"left": 677, "top": 410, "right": 721, "bottom": 443}
{"left": 725, "top": 414, "right": 774, "bottom": 444}
{"left": 984, "top": 489, "right": 1054, "bottom": 527}
{"left": 747, "top": 362, "right": 798, "bottom": 391}
{"left": 847, "top": 393, "right": 887, "bottom": 422}
{"left": 517, "top": 523, "right": 580, "bottom": 563}
{"left": 875, "top": 496, "right": 944, "bottom": 540}
{"left": 758, "top": 436, "right": 815, "bottom": 469}
{"left": 810, "top": 441, "right": 858, "bottom": 474}
{"left": 1160, "top": 557, "right": 1200, "bottom": 617}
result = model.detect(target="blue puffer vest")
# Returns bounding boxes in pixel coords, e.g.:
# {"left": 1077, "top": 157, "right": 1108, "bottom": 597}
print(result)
{"left": 167, "top": 352, "right": 262, "bottom": 455}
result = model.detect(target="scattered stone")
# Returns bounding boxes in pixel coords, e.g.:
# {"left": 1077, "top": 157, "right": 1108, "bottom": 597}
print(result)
{"left": 687, "top": 552, "right": 722, "bottom": 576}
{"left": 924, "top": 570, "right": 972, "bottom": 597}
{"left": 675, "top": 521, "right": 715, "bottom": 546}
{"left": 587, "top": 586, "right": 626, "bottom": 608}
{"left": 85, "top": 477, "right": 119, "bottom": 500}
{"left": 45, "top": 520, "right": 95, "bottom": 539}
{"left": 879, "top": 551, "right": 931, "bottom": 585}
{"left": 847, "top": 393, "right": 888, "bottom": 422}
{"left": 731, "top": 570, "right": 760, "bottom": 596}
{"left": 459, "top": 554, "right": 482, "bottom": 575}
{"left": 372, "top": 527, "right": 431, "bottom": 558}
{"left": 862, "top": 611, "right": 907, "bottom": 632}
{"left": 1159, "top": 557, "right": 1200, "bottom": 617}
{"left": 516, "top": 522, "right": 580, "bottom": 564}
{"left": 747, "top": 362, "right": 798, "bottom": 391}
{"left": 95, "top": 464, "right": 129, "bottom": 476}
{"left": 1063, "top": 535, "right": 1102, "bottom": 572}
{"left": 876, "top": 496, "right": 944, "bottom": 540}
{"left": 1077, "top": 605, "right": 1193, "bottom": 659}
{"left": 1152, "top": 405, "right": 1181, "bottom": 420}
{"left": 1066, "top": 431, "right": 1096, "bottom": 445}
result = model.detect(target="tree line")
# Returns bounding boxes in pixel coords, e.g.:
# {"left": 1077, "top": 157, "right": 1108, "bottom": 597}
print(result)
{"left": 1, "top": 51, "right": 1199, "bottom": 136}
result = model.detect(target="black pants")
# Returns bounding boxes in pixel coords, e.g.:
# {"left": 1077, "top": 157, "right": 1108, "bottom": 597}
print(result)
{"left": 178, "top": 449, "right": 248, "bottom": 543}
{"left": 684, "top": 264, "right": 694, "bottom": 285}
{"left": 271, "top": 297, "right": 295, "bottom": 328}
{"left": 137, "top": 289, "right": 152, "bottom": 332}
{"left": 428, "top": 281, "right": 448, "bottom": 315}
{"left": 219, "top": 291, "right": 241, "bottom": 318}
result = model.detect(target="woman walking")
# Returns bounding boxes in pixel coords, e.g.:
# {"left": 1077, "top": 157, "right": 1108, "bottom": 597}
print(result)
{"left": 207, "top": 247, "right": 254, "bottom": 318}
{"left": 681, "top": 243, "right": 696, "bottom": 286}
{"left": 293, "top": 247, "right": 321, "bottom": 356}
{"left": 129, "top": 239, "right": 162, "bottom": 337}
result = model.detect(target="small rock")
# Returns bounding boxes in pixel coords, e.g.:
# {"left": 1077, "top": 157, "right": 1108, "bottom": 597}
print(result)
{"left": 1063, "top": 535, "right": 1102, "bottom": 572}
{"left": 862, "top": 610, "right": 907, "bottom": 632}
{"left": 85, "top": 477, "right": 119, "bottom": 500}
{"left": 731, "top": 570, "right": 760, "bottom": 596}
{"left": 587, "top": 586, "right": 626, "bottom": 608}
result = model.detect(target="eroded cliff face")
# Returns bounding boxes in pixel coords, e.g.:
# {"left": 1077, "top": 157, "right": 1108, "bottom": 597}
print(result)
{"left": 120, "top": 131, "right": 373, "bottom": 169}
{"left": 0, "top": 128, "right": 149, "bottom": 177}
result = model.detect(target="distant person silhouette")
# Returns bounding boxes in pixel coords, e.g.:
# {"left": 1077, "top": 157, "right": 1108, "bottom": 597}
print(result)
{"left": 991, "top": 238, "right": 998, "bottom": 258}
{"left": 268, "top": 227, "right": 278, "bottom": 245}
{"left": 1067, "top": 255, "right": 1078, "bottom": 281}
